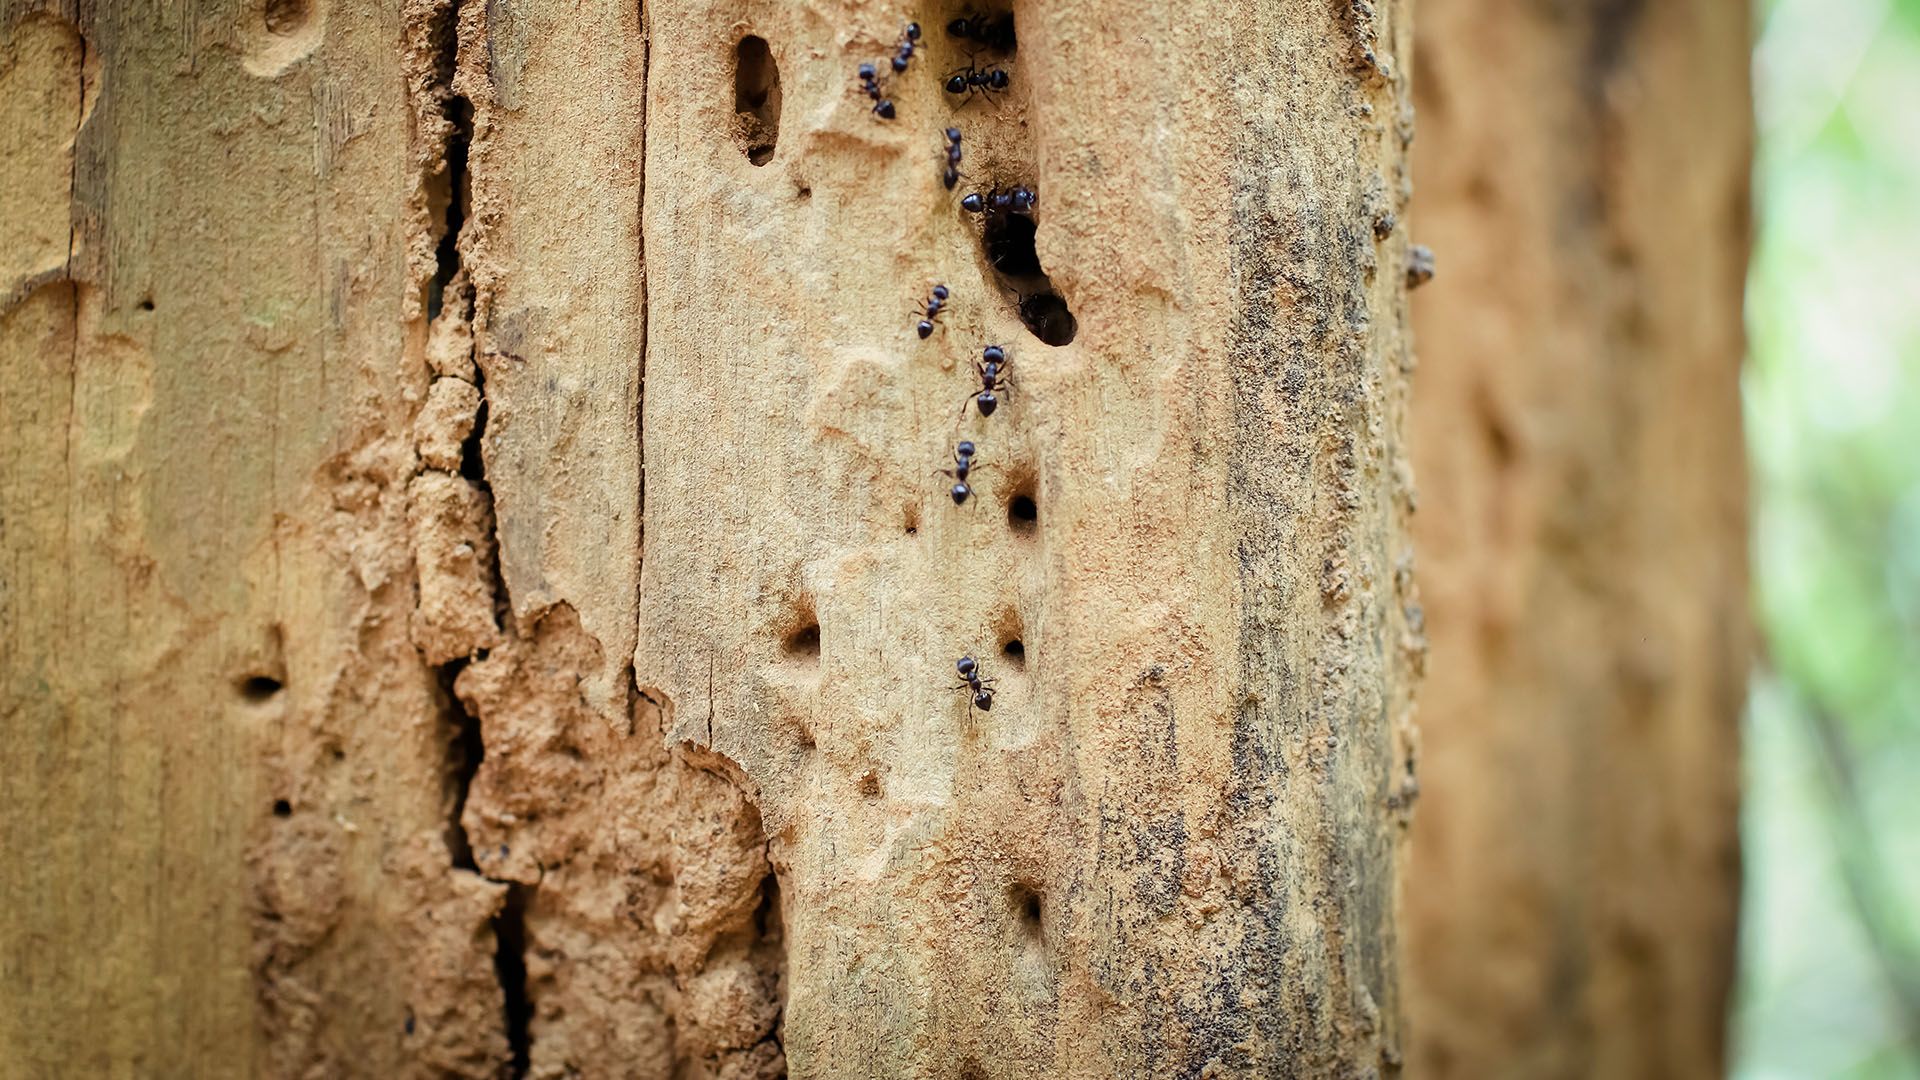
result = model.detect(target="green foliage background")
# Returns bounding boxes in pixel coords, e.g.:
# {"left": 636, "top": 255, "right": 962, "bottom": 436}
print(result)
{"left": 1735, "top": 0, "right": 1920, "bottom": 1073}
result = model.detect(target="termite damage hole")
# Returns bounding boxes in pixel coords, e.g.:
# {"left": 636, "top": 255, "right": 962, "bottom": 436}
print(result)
{"left": 1002, "top": 637, "right": 1026, "bottom": 670}
{"left": 780, "top": 599, "right": 821, "bottom": 666}
{"left": 980, "top": 210, "right": 1077, "bottom": 346}
{"left": 1009, "top": 882, "right": 1043, "bottom": 940}
{"left": 272, "top": 799, "right": 292, "bottom": 817}
{"left": 239, "top": 674, "right": 284, "bottom": 702}
{"left": 733, "top": 35, "right": 781, "bottom": 166}
{"left": 263, "top": 0, "right": 310, "bottom": 35}
{"left": 1007, "top": 482, "right": 1038, "bottom": 536}
{"left": 783, "top": 623, "right": 821, "bottom": 661}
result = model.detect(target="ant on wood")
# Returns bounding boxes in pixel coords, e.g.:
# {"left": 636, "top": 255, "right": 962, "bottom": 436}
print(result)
{"left": 938, "top": 440, "right": 980, "bottom": 504}
{"left": 960, "top": 184, "right": 1035, "bottom": 215}
{"left": 890, "top": 22, "right": 922, "bottom": 72}
{"left": 944, "top": 62, "right": 1010, "bottom": 101}
{"left": 962, "top": 345, "right": 1013, "bottom": 418}
{"left": 915, "top": 284, "right": 949, "bottom": 339}
{"left": 857, "top": 62, "right": 895, "bottom": 119}
{"left": 953, "top": 655, "right": 997, "bottom": 715}
{"left": 941, "top": 126, "right": 964, "bottom": 189}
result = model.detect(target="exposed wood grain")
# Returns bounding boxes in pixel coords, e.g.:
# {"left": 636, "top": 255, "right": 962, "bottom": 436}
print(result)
{"left": 1403, "top": 1, "right": 1751, "bottom": 1075}
{"left": 635, "top": 0, "right": 1418, "bottom": 1074}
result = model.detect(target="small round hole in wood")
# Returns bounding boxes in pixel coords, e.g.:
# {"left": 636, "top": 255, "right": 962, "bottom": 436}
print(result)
{"left": 1007, "top": 492, "right": 1037, "bottom": 535}
{"left": 1002, "top": 638, "right": 1026, "bottom": 671}
{"left": 240, "top": 675, "right": 284, "bottom": 702}
{"left": 782, "top": 623, "right": 820, "bottom": 662}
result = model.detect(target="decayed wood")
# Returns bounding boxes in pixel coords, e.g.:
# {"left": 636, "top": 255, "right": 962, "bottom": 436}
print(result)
{"left": 1403, "top": 1, "right": 1751, "bottom": 1076}
{"left": 635, "top": 0, "right": 1418, "bottom": 1075}
{"left": 2, "top": 1, "right": 510, "bottom": 1076}
{"left": 6, "top": 0, "right": 1430, "bottom": 1074}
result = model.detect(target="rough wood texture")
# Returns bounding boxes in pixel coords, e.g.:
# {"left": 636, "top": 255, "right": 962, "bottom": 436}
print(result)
{"left": 5, "top": 0, "right": 1440, "bottom": 1074}
{"left": 1403, "top": 1, "right": 1751, "bottom": 1076}
{"left": 2, "top": 2, "right": 508, "bottom": 1076}
{"left": 635, "top": 0, "right": 1418, "bottom": 1075}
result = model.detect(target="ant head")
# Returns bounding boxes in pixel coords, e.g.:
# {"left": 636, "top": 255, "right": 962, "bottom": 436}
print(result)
{"left": 956, "top": 440, "right": 975, "bottom": 457}
{"left": 891, "top": 54, "right": 909, "bottom": 73}
{"left": 859, "top": 62, "right": 877, "bottom": 80}
{"left": 917, "top": 320, "right": 935, "bottom": 339}
{"left": 874, "top": 100, "right": 896, "bottom": 119}
{"left": 947, "top": 16, "right": 970, "bottom": 36}
{"left": 906, "top": 21, "right": 921, "bottom": 40}
{"left": 946, "top": 73, "right": 968, "bottom": 95}
{"left": 956, "top": 656, "right": 977, "bottom": 676}
{"left": 950, "top": 483, "right": 971, "bottom": 505}
{"left": 977, "top": 392, "right": 998, "bottom": 416}
{"left": 983, "top": 344, "right": 1006, "bottom": 364}
{"left": 945, "top": 127, "right": 962, "bottom": 143}
{"left": 932, "top": 284, "right": 950, "bottom": 301}
{"left": 960, "top": 192, "right": 985, "bottom": 213}
{"left": 973, "top": 690, "right": 994, "bottom": 711}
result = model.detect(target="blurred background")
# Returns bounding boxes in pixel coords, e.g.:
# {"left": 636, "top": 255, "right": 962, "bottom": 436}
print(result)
{"left": 1734, "top": 0, "right": 1920, "bottom": 1074}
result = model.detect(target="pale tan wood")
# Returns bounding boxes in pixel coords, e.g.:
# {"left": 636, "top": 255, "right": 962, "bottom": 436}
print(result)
{"left": 635, "top": 0, "right": 1418, "bottom": 1075}
{"left": 1403, "top": 1, "right": 1751, "bottom": 1076}
{"left": 2, "top": 2, "right": 509, "bottom": 1075}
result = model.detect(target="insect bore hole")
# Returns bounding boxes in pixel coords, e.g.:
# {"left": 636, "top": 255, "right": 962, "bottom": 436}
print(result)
{"left": 272, "top": 799, "right": 293, "bottom": 817}
{"left": 1010, "top": 883, "right": 1043, "bottom": 940}
{"left": 263, "top": 0, "right": 310, "bottom": 35}
{"left": 1007, "top": 491, "right": 1038, "bottom": 535}
{"left": 240, "top": 674, "right": 284, "bottom": 702}
{"left": 733, "top": 35, "right": 781, "bottom": 166}
{"left": 1002, "top": 638, "right": 1026, "bottom": 670}
{"left": 783, "top": 622, "right": 821, "bottom": 662}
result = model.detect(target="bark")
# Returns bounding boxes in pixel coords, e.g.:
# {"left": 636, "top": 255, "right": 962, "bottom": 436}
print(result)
{"left": 1402, "top": 2, "right": 1751, "bottom": 1077}
{"left": 7, "top": 0, "right": 1420, "bottom": 1076}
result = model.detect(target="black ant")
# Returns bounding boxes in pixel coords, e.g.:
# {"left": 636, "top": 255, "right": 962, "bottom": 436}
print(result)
{"left": 938, "top": 440, "right": 979, "bottom": 503}
{"left": 962, "top": 345, "right": 1012, "bottom": 417}
{"left": 952, "top": 655, "right": 997, "bottom": 715}
{"left": 890, "top": 22, "right": 922, "bottom": 72}
{"left": 941, "top": 126, "right": 964, "bottom": 189}
{"left": 947, "top": 13, "right": 1016, "bottom": 52}
{"left": 944, "top": 62, "right": 1010, "bottom": 100}
{"left": 960, "top": 184, "right": 1035, "bottom": 215}
{"left": 915, "top": 284, "right": 950, "bottom": 339}
{"left": 857, "top": 62, "right": 895, "bottom": 119}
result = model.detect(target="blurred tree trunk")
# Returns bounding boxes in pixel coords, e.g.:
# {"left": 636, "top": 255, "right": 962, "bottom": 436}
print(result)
{"left": 1403, "top": 1, "right": 1752, "bottom": 1077}
{"left": 3, "top": 1, "right": 1421, "bottom": 1078}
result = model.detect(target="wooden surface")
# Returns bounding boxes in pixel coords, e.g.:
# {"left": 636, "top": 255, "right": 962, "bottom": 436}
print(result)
{"left": 0, "top": 0, "right": 1750, "bottom": 1075}
{"left": 635, "top": 0, "right": 1417, "bottom": 1074}
{"left": 0, "top": 2, "right": 508, "bottom": 1075}
{"left": 1403, "top": 1, "right": 1751, "bottom": 1076}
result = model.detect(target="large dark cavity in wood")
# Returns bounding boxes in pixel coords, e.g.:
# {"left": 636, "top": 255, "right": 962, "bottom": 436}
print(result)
{"left": 733, "top": 35, "right": 781, "bottom": 166}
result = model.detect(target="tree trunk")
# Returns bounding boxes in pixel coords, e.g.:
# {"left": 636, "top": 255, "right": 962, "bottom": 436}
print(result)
{"left": 1, "top": 0, "right": 1749, "bottom": 1076}
{"left": 1402, "top": 2, "right": 1751, "bottom": 1077}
